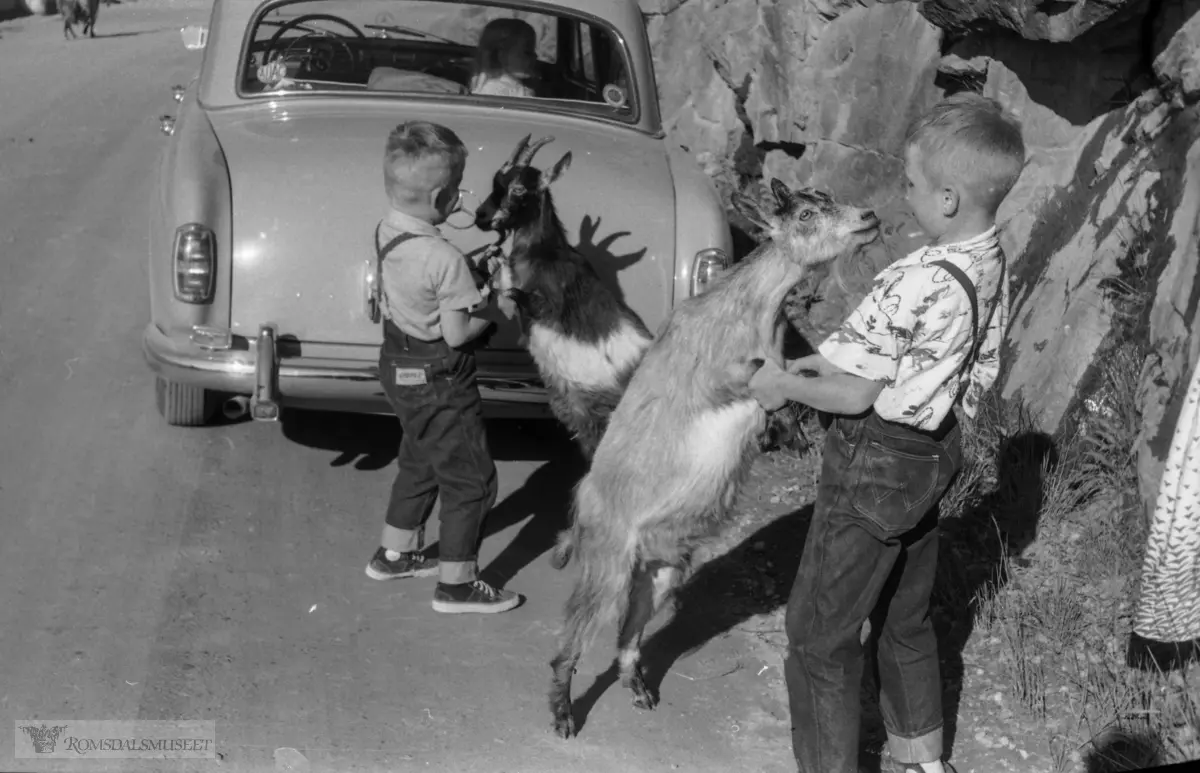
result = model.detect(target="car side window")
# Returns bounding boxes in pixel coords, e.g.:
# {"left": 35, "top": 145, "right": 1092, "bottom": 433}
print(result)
{"left": 559, "top": 19, "right": 629, "bottom": 111}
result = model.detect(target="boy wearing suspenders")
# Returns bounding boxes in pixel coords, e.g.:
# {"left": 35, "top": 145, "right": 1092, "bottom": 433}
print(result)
{"left": 748, "top": 94, "right": 1026, "bottom": 773}
{"left": 365, "top": 120, "right": 521, "bottom": 615}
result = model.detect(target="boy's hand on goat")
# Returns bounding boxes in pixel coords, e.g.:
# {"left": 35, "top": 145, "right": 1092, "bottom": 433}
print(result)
{"left": 748, "top": 359, "right": 790, "bottom": 412}
{"left": 786, "top": 353, "right": 836, "bottom": 378}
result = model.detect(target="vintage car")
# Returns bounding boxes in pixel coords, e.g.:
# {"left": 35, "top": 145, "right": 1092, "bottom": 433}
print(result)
{"left": 146, "top": 0, "right": 733, "bottom": 426}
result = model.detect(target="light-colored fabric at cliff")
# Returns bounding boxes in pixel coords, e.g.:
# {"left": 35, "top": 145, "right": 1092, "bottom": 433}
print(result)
{"left": 1135, "top": 355, "right": 1200, "bottom": 644}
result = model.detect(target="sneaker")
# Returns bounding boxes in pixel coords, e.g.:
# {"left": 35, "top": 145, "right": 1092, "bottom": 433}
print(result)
{"left": 431, "top": 579, "right": 521, "bottom": 614}
{"left": 890, "top": 762, "right": 958, "bottom": 773}
{"left": 364, "top": 547, "right": 438, "bottom": 580}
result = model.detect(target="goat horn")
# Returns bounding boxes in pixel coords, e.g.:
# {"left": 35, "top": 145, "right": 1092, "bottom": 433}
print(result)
{"left": 519, "top": 136, "right": 555, "bottom": 167}
{"left": 500, "top": 134, "right": 532, "bottom": 173}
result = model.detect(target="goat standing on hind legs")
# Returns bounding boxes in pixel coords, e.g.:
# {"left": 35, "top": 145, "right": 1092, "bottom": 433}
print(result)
{"left": 547, "top": 178, "right": 880, "bottom": 739}
{"left": 473, "top": 134, "right": 654, "bottom": 459}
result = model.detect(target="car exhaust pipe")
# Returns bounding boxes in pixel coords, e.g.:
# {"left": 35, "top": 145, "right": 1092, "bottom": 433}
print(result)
{"left": 222, "top": 395, "right": 250, "bottom": 420}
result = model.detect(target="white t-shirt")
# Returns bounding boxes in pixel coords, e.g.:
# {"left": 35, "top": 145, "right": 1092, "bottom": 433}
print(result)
{"left": 818, "top": 227, "right": 1009, "bottom": 430}
{"left": 377, "top": 209, "right": 483, "bottom": 342}
{"left": 469, "top": 73, "right": 534, "bottom": 98}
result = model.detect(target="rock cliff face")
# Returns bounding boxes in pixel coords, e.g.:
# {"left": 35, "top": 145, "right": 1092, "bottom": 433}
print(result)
{"left": 640, "top": 0, "right": 1199, "bottom": 515}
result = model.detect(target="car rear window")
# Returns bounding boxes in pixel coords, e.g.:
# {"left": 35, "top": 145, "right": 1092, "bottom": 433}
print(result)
{"left": 238, "top": 0, "right": 638, "bottom": 123}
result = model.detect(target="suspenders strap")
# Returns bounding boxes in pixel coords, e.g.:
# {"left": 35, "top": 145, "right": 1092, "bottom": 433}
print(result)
{"left": 373, "top": 222, "right": 428, "bottom": 321}
{"left": 932, "top": 259, "right": 980, "bottom": 371}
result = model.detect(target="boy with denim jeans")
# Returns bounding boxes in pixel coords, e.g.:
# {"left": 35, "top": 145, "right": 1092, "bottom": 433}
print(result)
{"left": 363, "top": 120, "right": 521, "bottom": 615}
{"left": 748, "top": 93, "right": 1026, "bottom": 773}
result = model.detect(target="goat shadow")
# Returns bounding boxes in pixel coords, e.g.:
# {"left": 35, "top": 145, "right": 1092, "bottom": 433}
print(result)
{"left": 565, "top": 429, "right": 1059, "bottom": 770}
{"left": 565, "top": 502, "right": 815, "bottom": 739}
{"left": 462, "top": 213, "right": 647, "bottom": 312}
{"left": 569, "top": 213, "right": 647, "bottom": 311}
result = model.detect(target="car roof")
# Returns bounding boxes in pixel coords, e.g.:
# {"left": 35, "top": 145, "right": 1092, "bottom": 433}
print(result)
{"left": 219, "top": 0, "right": 643, "bottom": 21}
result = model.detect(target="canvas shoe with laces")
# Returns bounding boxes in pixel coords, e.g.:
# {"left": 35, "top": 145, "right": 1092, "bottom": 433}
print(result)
{"left": 432, "top": 579, "right": 521, "bottom": 614}
{"left": 889, "top": 762, "right": 958, "bottom": 773}
{"left": 364, "top": 547, "right": 439, "bottom": 580}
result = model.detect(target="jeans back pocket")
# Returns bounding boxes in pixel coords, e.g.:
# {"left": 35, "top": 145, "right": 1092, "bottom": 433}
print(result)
{"left": 380, "top": 354, "right": 439, "bottom": 409}
{"left": 849, "top": 441, "right": 942, "bottom": 538}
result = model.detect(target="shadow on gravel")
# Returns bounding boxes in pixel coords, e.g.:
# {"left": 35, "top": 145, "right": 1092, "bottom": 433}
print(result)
{"left": 564, "top": 427, "right": 1060, "bottom": 767}
{"left": 281, "top": 409, "right": 569, "bottom": 469}
{"left": 567, "top": 503, "right": 817, "bottom": 738}
{"left": 281, "top": 409, "right": 582, "bottom": 584}
{"left": 932, "top": 430, "right": 1056, "bottom": 762}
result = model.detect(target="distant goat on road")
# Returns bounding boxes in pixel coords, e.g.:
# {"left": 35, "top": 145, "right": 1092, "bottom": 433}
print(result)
{"left": 61, "top": 0, "right": 98, "bottom": 38}
{"left": 547, "top": 179, "right": 880, "bottom": 739}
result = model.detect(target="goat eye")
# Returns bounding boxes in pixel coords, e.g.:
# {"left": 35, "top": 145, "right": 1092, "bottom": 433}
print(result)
{"left": 799, "top": 210, "right": 814, "bottom": 221}
{"left": 510, "top": 186, "right": 526, "bottom": 197}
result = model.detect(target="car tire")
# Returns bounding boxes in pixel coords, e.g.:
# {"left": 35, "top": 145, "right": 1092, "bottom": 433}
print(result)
{"left": 155, "top": 377, "right": 217, "bottom": 426}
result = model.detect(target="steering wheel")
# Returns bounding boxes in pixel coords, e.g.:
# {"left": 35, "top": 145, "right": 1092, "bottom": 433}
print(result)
{"left": 263, "top": 13, "right": 365, "bottom": 71}
{"left": 283, "top": 32, "right": 356, "bottom": 77}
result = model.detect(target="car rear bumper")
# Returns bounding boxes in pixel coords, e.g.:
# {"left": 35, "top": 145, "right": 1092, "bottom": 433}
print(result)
{"left": 142, "top": 323, "right": 553, "bottom": 419}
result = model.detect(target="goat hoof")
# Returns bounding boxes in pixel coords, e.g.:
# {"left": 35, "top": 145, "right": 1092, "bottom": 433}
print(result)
{"left": 552, "top": 712, "right": 576, "bottom": 739}
{"left": 628, "top": 676, "right": 658, "bottom": 710}
{"left": 631, "top": 689, "right": 658, "bottom": 711}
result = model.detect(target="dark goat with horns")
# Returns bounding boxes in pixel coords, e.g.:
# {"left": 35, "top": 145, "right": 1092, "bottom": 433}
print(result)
{"left": 474, "top": 134, "right": 654, "bottom": 459}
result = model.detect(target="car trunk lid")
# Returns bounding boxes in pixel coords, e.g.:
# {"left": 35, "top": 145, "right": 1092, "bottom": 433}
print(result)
{"left": 206, "top": 100, "right": 677, "bottom": 350}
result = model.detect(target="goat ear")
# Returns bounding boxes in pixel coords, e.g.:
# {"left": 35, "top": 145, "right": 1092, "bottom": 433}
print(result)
{"left": 539, "top": 152, "right": 572, "bottom": 191}
{"left": 501, "top": 134, "right": 532, "bottom": 173}
{"left": 769, "top": 178, "right": 796, "bottom": 211}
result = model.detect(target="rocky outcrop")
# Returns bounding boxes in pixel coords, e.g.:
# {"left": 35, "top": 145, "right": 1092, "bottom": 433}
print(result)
{"left": 639, "top": 0, "right": 1199, "bottom": 514}
{"left": 914, "top": 0, "right": 1144, "bottom": 41}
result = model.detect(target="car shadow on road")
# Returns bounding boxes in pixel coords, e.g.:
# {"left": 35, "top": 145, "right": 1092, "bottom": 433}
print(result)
{"left": 280, "top": 409, "right": 571, "bottom": 469}
{"left": 477, "top": 424, "right": 587, "bottom": 589}
{"left": 281, "top": 410, "right": 584, "bottom": 583}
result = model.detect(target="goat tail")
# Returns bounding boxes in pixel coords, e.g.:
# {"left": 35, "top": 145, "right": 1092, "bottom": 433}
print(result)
{"left": 554, "top": 475, "right": 639, "bottom": 655}
{"left": 556, "top": 531, "right": 637, "bottom": 662}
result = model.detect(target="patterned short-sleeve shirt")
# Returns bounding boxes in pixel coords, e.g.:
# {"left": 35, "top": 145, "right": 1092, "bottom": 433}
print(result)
{"left": 818, "top": 227, "right": 1009, "bottom": 430}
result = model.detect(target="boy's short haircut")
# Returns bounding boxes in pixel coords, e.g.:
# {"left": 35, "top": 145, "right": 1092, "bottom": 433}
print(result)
{"left": 904, "top": 92, "right": 1026, "bottom": 214}
{"left": 384, "top": 121, "right": 468, "bottom": 205}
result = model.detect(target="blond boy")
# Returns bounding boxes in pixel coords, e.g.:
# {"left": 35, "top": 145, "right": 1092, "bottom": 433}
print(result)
{"left": 365, "top": 120, "right": 521, "bottom": 615}
{"left": 749, "top": 93, "right": 1026, "bottom": 773}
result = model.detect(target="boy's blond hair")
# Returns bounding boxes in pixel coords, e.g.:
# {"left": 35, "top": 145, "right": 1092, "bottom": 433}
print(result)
{"left": 904, "top": 92, "right": 1026, "bottom": 215}
{"left": 384, "top": 121, "right": 468, "bottom": 207}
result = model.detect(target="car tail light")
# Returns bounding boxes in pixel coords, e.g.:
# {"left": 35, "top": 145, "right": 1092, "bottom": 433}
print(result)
{"left": 173, "top": 224, "right": 216, "bottom": 303}
{"left": 691, "top": 248, "right": 730, "bottom": 297}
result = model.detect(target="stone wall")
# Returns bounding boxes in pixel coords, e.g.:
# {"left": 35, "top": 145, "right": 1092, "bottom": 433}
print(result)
{"left": 639, "top": 0, "right": 1199, "bottom": 514}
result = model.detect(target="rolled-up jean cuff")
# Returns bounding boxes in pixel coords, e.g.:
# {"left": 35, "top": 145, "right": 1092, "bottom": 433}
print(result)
{"left": 887, "top": 724, "right": 943, "bottom": 764}
{"left": 381, "top": 526, "right": 421, "bottom": 553}
{"left": 439, "top": 560, "right": 477, "bottom": 585}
